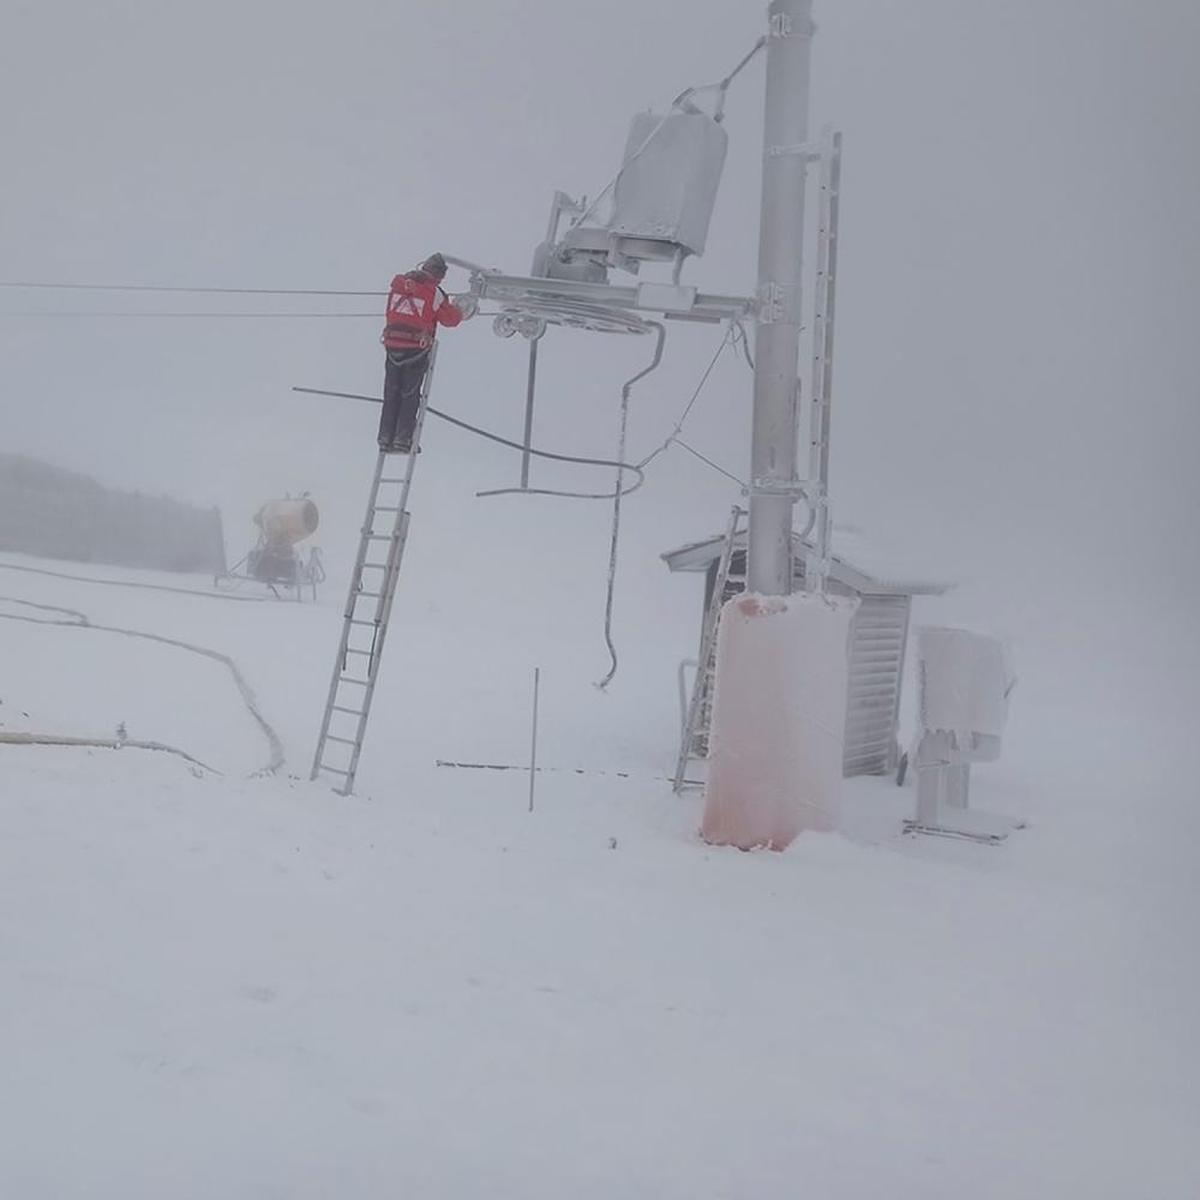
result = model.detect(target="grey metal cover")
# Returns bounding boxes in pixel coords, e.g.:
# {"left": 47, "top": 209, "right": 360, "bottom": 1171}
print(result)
{"left": 609, "top": 112, "right": 728, "bottom": 258}
{"left": 844, "top": 594, "right": 911, "bottom": 776}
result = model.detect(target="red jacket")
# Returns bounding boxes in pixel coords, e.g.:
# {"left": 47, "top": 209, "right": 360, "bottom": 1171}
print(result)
{"left": 382, "top": 272, "right": 462, "bottom": 350}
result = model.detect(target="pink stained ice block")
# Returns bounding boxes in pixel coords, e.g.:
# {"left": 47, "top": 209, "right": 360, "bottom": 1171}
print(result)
{"left": 701, "top": 590, "right": 857, "bottom": 851}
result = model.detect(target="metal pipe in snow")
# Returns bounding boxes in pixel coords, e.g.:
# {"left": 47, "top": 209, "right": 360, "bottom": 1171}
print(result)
{"left": 748, "top": 0, "right": 816, "bottom": 595}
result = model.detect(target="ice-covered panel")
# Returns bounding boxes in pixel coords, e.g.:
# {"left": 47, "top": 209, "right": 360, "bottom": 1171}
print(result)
{"left": 702, "top": 591, "right": 857, "bottom": 851}
{"left": 917, "top": 626, "right": 1014, "bottom": 744}
{"left": 609, "top": 111, "right": 728, "bottom": 259}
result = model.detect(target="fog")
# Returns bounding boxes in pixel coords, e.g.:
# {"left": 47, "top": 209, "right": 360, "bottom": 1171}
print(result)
{"left": 2, "top": 0, "right": 1197, "bottom": 628}
{"left": 3, "top": 6, "right": 1199, "bottom": 1188}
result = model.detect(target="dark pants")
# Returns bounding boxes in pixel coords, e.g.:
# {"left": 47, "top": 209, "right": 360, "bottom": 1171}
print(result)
{"left": 379, "top": 347, "right": 430, "bottom": 448}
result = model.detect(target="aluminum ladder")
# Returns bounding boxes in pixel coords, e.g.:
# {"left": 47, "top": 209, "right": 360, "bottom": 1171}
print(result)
{"left": 310, "top": 344, "right": 438, "bottom": 794}
{"left": 672, "top": 506, "right": 746, "bottom": 793}
{"left": 806, "top": 126, "right": 842, "bottom": 591}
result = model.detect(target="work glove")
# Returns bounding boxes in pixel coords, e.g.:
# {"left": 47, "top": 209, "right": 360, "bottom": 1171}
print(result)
{"left": 453, "top": 294, "right": 479, "bottom": 321}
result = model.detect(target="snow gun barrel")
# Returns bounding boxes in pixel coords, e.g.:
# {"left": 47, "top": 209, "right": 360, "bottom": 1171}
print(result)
{"left": 254, "top": 498, "right": 319, "bottom": 546}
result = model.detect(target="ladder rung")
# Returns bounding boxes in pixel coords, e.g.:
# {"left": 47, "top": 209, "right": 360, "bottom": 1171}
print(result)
{"left": 355, "top": 591, "right": 384, "bottom": 599}
{"left": 338, "top": 677, "right": 369, "bottom": 687}
{"left": 379, "top": 477, "right": 407, "bottom": 484}
{"left": 317, "top": 765, "right": 352, "bottom": 777}
{"left": 324, "top": 734, "right": 358, "bottom": 747}
{"left": 348, "top": 619, "right": 379, "bottom": 627}
{"left": 331, "top": 705, "right": 363, "bottom": 716}
{"left": 372, "top": 505, "right": 402, "bottom": 512}
{"left": 344, "top": 648, "right": 373, "bottom": 657}
{"left": 363, "top": 534, "right": 395, "bottom": 542}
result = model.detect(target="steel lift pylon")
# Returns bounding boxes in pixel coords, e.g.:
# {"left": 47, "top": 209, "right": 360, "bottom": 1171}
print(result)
{"left": 309, "top": 345, "right": 438, "bottom": 795}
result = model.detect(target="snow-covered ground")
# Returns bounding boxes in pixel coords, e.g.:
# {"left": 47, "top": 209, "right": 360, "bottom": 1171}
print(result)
{"left": 1, "top": 540, "right": 1197, "bottom": 1198}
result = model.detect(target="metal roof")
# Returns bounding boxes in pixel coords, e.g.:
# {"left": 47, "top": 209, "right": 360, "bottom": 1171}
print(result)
{"left": 660, "top": 529, "right": 950, "bottom": 597}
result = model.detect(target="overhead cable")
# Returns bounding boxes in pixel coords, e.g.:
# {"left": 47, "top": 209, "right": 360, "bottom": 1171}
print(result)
{"left": 673, "top": 438, "right": 747, "bottom": 489}
{"left": 0, "top": 281, "right": 384, "bottom": 297}
{"left": 0, "top": 311, "right": 379, "bottom": 319}
{"left": 636, "top": 324, "right": 734, "bottom": 474}
{"left": 290, "top": 386, "right": 646, "bottom": 491}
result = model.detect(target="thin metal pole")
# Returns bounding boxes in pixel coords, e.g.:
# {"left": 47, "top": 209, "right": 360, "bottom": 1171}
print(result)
{"left": 747, "top": 0, "right": 816, "bottom": 595}
{"left": 520, "top": 336, "right": 540, "bottom": 489}
{"left": 528, "top": 667, "right": 540, "bottom": 813}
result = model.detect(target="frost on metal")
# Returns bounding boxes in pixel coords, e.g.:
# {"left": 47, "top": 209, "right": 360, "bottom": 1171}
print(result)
{"left": 701, "top": 590, "right": 857, "bottom": 851}
{"left": 917, "top": 626, "right": 1014, "bottom": 747}
{"left": 609, "top": 111, "right": 728, "bottom": 259}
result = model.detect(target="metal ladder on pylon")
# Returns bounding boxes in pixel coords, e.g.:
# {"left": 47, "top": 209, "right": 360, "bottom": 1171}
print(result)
{"left": 310, "top": 344, "right": 438, "bottom": 794}
{"left": 672, "top": 505, "right": 746, "bottom": 793}
{"left": 806, "top": 126, "right": 842, "bottom": 591}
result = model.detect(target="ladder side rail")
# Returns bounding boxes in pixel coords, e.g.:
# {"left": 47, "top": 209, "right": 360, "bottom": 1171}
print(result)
{"left": 808, "top": 132, "right": 834, "bottom": 485}
{"left": 694, "top": 510, "right": 749, "bottom": 744}
{"left": 310, "top": 451, "right": 391, "bottom": 779}
{"left": 692, "top": 529, "right": 740, "bottom": 754}
{"left": 816, "top": 132, "right": 841, "bottom": 497}
{"left": 327, "top": 344, "right": 440, "bottom": 794}
{"left": 807, "top": 129, "right": 841, "bottom": 592}
{"left": 341, "top": 512, "right": 410, "bottom": 793}
{"left": 673, "top": 506, "right": 743, "bottom": 791}
{"left": 673, "top": 512, "right": 739, "bottom": 786}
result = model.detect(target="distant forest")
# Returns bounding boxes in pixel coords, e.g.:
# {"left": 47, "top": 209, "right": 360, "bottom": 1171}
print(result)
{"left": 0, "top": 454, "right": 225, "bottom": 575}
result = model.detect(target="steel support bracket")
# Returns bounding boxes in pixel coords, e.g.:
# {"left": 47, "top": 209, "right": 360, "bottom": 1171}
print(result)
{"left": 765, "top": 142, "right": 820, "bottom": 161}
{"left": 755, "top": 281, "right": 800, "bottom": 324}
{"left": 768, "top": 11, "right": 815, "bottom": 39}
{"left": 747, "top": 477, "right": 812, "bottom": 501}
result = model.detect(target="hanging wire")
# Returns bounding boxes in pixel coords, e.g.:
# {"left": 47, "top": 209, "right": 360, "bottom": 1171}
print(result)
{"left": 291, "top": 387, "right": 646, "bottom": 490}
{"left": 636, "top": 323, "right": 734, "bottom": 473}
{"left": 0, "top": 253, "right": 492, "bottom": 300}
{"left": 673, "top": 438, "right": 747, "bottom": 489}
{"left": 0, "top": 311, "right": 380, "bottom": 319}
{"left": 731, "top": 317, "right": 756, "bottom": 369}
{"left": 596, "top": 322, "right": 667, "bottom": 690}
{"left": 0, "top": 281, "right": 384, "bottom": 297}
{"left": 629, "top": 323, "right": 747, "bottom": 489}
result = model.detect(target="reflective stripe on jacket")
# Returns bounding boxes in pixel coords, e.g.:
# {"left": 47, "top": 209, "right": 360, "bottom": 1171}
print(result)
{"left": 382, "top": 272, "right": 463, "bottom": 350}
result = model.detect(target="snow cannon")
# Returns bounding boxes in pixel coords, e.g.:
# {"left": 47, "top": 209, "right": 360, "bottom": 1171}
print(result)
{"left": 217, "top": 496, "right": 325, "bottom": 601}
{"left": 253, "top": 498, "right": 319, "bottom": 547}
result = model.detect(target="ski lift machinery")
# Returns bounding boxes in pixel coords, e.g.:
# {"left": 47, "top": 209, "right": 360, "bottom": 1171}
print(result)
{"left": 448, "top": 86, "right": 761, "bottom": 684}
{"left": 453, "top": 94, "right": 757, "bottom": 478}
{"left": 308, "top": 26, "right": 845, "bottom": 792}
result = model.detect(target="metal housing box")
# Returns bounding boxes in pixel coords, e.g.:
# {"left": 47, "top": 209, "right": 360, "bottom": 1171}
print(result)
{"left": 609, "top": 111, "right": 728, "bottom": 259}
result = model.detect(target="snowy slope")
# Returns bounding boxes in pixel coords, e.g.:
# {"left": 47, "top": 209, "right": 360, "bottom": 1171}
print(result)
{"left": 1, "top": 536, "right": 1197, "bottom": 1197}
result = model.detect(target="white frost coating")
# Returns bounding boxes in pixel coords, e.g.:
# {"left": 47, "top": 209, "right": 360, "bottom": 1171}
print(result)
{"left": 702, "top": 590, "right": 857, "bottom": 850}
{"left": 917, "top": 625, "right": 1014, "bottom": 744}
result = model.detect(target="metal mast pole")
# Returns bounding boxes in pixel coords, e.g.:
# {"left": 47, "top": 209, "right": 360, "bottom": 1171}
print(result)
{"left": 747, "top": 0, "right": 816, "bottom": 595}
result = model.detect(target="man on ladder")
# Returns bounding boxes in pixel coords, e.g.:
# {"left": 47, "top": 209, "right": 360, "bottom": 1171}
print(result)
{"left": 379, "top": 253, "right": 475, "bottom": 452}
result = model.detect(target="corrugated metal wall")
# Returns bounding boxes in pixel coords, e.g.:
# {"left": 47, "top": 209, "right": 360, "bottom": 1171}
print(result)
{"left": 0, "top": 454, "right": 226, "bottom": 575}
{"left": 844, "top": 594, "right": 910, "bottom": 776}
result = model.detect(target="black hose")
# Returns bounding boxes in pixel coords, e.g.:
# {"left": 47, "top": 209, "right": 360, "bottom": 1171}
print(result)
{"left": 291, "top": 386, "right": 646, "bottom": 491}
